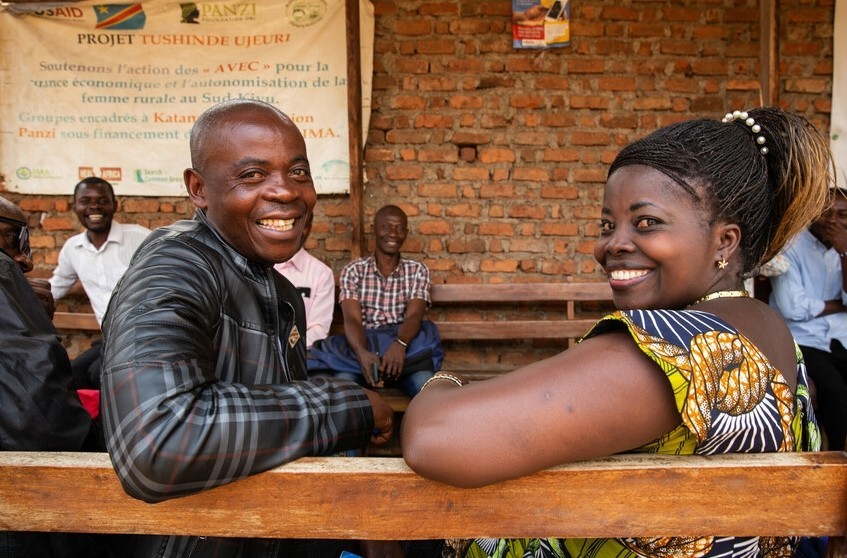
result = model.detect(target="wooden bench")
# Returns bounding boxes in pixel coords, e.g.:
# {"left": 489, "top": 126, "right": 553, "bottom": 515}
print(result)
{"left": 378, "top": 281, "right": 614, "bottom": 411}
{"left": 52, "top": 281, "right": 615, "bottom": 413}
{"left": 0, "top": 451, "right": 844, "bottom": 556}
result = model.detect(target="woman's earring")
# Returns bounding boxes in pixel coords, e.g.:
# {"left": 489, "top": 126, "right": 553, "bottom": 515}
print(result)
{"left": 717, "top": 257, "right": 728, "bottom": 269}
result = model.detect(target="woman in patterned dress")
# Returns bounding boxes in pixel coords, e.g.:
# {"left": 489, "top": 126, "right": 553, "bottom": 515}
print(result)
{"left": 401, "top": 107, "right": 833, "bottom": 558}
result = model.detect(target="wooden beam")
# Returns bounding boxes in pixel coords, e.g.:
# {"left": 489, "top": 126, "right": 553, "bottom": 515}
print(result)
{"left": 52, "top": 311, "right": 99, "bottom": 331}
{"left": 346, "top": 0, "right": 365, "bottom": 258}
{"left": 760, "top": 0, "right": 779, "bottom": 105}
{"left": 1, "top": 452, "right": 845, "bottom": 540}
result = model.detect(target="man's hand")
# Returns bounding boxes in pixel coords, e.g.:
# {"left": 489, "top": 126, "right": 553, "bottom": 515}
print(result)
{"left": 363, "top": 389, "right": 394, "bottom": 446}
{"left": 28, "top": 278, "right": 55, "bottom": 319}
{"left": 380, "top": 342, "right": 406, "bottom": 381}
{"left": 356, "top": 351, "right": 383, "bottom": 388}
{"left": 822, "top": 222, "right": 847, "bottom": 254}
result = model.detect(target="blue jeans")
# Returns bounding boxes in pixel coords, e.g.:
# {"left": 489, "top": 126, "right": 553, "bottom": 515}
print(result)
{"left": 333, "top": 369, "right": 434, "bottom": 398}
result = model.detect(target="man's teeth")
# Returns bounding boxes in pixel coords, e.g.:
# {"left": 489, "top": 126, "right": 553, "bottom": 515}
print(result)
{"left": 88, "top": 215, "right": 103, "bottom": 222}
{"left": 610, "top": 269, "right": 648, "bottom": 280}
{"left": 258, "top": 218, "right": 294, "bottom": 231}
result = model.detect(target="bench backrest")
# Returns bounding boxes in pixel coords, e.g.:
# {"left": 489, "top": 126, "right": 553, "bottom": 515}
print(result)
{"left": 1, "top": 451, "right": 845, "bottom": 542}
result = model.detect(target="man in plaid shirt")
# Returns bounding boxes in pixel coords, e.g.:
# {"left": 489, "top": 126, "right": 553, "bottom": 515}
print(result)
{"left": 325, "top": 205, "right": 440, "bottom": 397}
{"left": 100, "top": 100, "right": 395, "bottom": 558}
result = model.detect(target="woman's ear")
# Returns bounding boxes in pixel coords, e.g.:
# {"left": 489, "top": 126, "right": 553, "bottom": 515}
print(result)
{"left": 184, "top": 168, "right": 207, "bottom": 209}
{"left": 715, "top": 222, "right": 742, "bottom": 260}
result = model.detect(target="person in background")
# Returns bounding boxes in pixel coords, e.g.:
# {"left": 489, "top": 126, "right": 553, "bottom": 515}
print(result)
{"left": 0, "top": 195, "right": 109, "bottom": 558}
{"left": 49, "top": 177, "right": 151, "bottom": 389}
{"left": 274, "top": 212, "right": 335, "bottom": 350}
{"left": 769, "top": 188, "right": 847, "bottom": 451}
{"left": 100, "top": 99, "right": 395, "bottom": 558}
{"left": 309, "top": 204, "right": 442, "bottom": 398}
{"left": 402, "top": 107, "right": 830, "bottom": 558}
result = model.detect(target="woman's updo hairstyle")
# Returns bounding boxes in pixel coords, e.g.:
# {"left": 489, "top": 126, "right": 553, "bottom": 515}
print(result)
{"left": 607, "top": 107, "right": 833, "bottom": 275}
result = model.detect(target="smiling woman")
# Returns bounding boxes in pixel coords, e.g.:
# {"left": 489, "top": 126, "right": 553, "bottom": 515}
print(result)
{"left": 401, "top": 107, "right": 834, "bottom": 558}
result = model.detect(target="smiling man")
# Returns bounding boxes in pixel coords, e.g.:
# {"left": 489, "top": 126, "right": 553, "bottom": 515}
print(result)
{"left": 50, "top": 177, "right": 151, "bottom": 325}
{"left": 99, "top": 100, "right": 395, "bottom": 558}
{"left": 310, "top": 205, "right": 442, "bottom": 399}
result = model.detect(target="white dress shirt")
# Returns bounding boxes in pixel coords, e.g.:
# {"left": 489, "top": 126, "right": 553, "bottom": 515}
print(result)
{"left": 50, "top": 221, "right": 151, "bottom": 324}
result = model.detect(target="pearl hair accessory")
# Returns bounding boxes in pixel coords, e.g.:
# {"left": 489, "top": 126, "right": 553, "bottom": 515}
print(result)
{"left": 721, "top": 110, "right": 769, "bottom": 155}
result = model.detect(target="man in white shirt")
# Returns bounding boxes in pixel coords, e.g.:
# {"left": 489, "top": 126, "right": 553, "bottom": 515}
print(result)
{"left": 274, "top": 214, "right": 335, "bottom": 350}
{"left": 51, "top": 177, "right": 151, "bottom": 324}
{"left": 50, "top": 177, "right": 151, "bottom": 388}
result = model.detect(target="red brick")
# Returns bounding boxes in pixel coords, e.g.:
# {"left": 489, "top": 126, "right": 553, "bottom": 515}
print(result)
{"left": 508, "top": 205, "right": 546, "bottom": 219}
{"left": 452, "top": 168, "right": 489, "bottom": 181}
{"left": 512, "top": 167, "right": 549, "bottom": 182}
{"left": 41, "top": 216, "right": 77, "bottom": 231}
{"left": 418, "top": 183, "right": 457, "bottom": 198}
{"left": 478, "top": 148, "right": 516, "bottom": 164}
{"left": 479, "top": 222, "right": 514, "bottom": 236}
{"left": 480, "top": 259, "right": 518, "bottom": 272}
{"left": 418, "top": 220, "right": 452, "bottom": 235}
{"left": 445, "top": 203, "right": 482, "bottom": 218}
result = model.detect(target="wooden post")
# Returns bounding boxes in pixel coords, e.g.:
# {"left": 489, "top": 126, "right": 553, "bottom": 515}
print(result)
{"left": 759, "top": 0, "right": 779, "bottom": 106}
{"left": 346, "top": 0, "right": 365, "bottom": 258}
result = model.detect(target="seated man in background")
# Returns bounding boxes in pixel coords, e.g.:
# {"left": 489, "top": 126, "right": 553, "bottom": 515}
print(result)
{"left": 770, "top": 187, "right": 847, "bottom": 451}
{"left": 49, "top": 177, "right": 151, "bottom": 389}
{"left": 274, "top": 212, "right": 335, "bottom": 350}
{"left": 310, "top": 204, "right": 442, "bottom": 398}
{"left": 0, "top": 195, "right": 109, "bottom": 558}
{"left": 100, "top": 99, "right": 394, "bottom": 558}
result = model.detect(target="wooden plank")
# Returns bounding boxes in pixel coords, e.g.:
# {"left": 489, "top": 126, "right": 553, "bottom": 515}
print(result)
{"left": 52, "top": 311, "right": 99, "bottom": 331}
{"left": 0, "top": 452, "right": 844, "bottom": 540}
{"left": 436, "top": 319, "right": 596, "bottom": 340}
{"left": 431, "top": 282, "right": 612, "bottom": 303}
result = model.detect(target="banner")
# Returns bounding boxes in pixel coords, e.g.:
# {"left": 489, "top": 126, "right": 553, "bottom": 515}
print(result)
{"left": 834, "top": 0, "right": 846, "bottom": 189}
{"left": 0, "top": 0, "right": 373, "bottom": 196}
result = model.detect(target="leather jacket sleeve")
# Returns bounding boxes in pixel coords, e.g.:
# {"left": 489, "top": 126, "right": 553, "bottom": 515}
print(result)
{"left": 0, "top": 254, "right": 91, "bottom": 451}
{"left": 101, "top": 231, "right": 373, "bottom": 503}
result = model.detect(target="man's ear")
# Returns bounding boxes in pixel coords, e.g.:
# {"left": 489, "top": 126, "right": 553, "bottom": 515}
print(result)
{"left": 113, "top": 198, "right": 120, "bottom": 213}
{"left": 184, "top": 168, "right": 207, "bottom": 209}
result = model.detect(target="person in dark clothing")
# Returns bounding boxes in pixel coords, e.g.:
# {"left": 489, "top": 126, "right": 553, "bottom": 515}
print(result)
{"left": 0, "top": 195, "right": 111, "bottom": 558}
{"left": 100, "top": 99, "right": 396, "bottom": 558}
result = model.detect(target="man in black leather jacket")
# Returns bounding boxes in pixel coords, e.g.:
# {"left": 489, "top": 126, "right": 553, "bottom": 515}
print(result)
{"left": 100, "top": 100, "right": 395, "bottom": 558}
{"left": 0, "top": 195, "right": 104, "bottom": 557}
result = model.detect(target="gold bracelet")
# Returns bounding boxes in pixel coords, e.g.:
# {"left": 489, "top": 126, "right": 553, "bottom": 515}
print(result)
{"left": 394, "top": 337, "right": 408, "bottom": 348}
{"left": 421, "top": 373, "right": 465, "bottom": 390}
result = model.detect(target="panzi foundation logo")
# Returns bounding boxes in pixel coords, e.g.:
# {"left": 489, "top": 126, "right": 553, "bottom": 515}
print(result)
{"left": 286, "top": 0, "right": 326, "bottom": 27}
{"left": 180, "top": 2, "right": 259, "bottom": 23}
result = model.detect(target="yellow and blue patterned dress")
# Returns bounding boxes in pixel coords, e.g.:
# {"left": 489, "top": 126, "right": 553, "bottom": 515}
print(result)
{"left": 464, "top": 309, "right": 820, "bottom": 558}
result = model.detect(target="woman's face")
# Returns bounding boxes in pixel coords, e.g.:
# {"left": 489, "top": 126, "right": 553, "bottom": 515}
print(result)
{"left": 594, "top": 164, "right": 722, "bottom": 310}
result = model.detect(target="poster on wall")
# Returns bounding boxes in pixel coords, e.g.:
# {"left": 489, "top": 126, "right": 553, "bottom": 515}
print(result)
{"left": 0, "top": 0, "right": 374, "bottom": 196}
{"left": 833, "top": 0, "right": 846, "bottom": 188}
{"left": 512, "top": 0, "right": 570, "bottom": 49}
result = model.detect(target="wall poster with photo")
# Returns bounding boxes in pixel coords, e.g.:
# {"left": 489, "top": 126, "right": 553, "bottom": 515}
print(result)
{"left": 512, "top": 0, "right": 570, "bottom": 49}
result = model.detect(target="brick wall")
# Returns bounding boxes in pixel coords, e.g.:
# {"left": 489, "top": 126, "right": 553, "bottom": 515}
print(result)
{"left": 0, "top": 0, "right": 835, "bottom": 356}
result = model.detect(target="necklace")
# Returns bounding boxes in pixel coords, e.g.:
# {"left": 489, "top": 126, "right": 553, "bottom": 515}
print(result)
{"left": 689, "top": 290, "right": 750, "bottom": 307}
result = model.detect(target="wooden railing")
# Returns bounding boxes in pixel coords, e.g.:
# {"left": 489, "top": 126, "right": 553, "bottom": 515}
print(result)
{"left": 0, "top": 451, "right": 844, "bottom": 554}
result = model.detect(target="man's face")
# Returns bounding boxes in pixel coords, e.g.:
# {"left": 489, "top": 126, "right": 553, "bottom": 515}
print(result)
{"left": 185, "top": 109, "right": 317, "bottom": 265}
{"left": 810, "top": 194, "right": 847, "bottom": 247}
{"left": 374, "top": 210, "right": 408, "bottom": 256}
{"left": 73, "top": 183, "right": 117, "bottom": 234}
{"left": 0, "top": 215, "right": 33, "bottom": 273}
